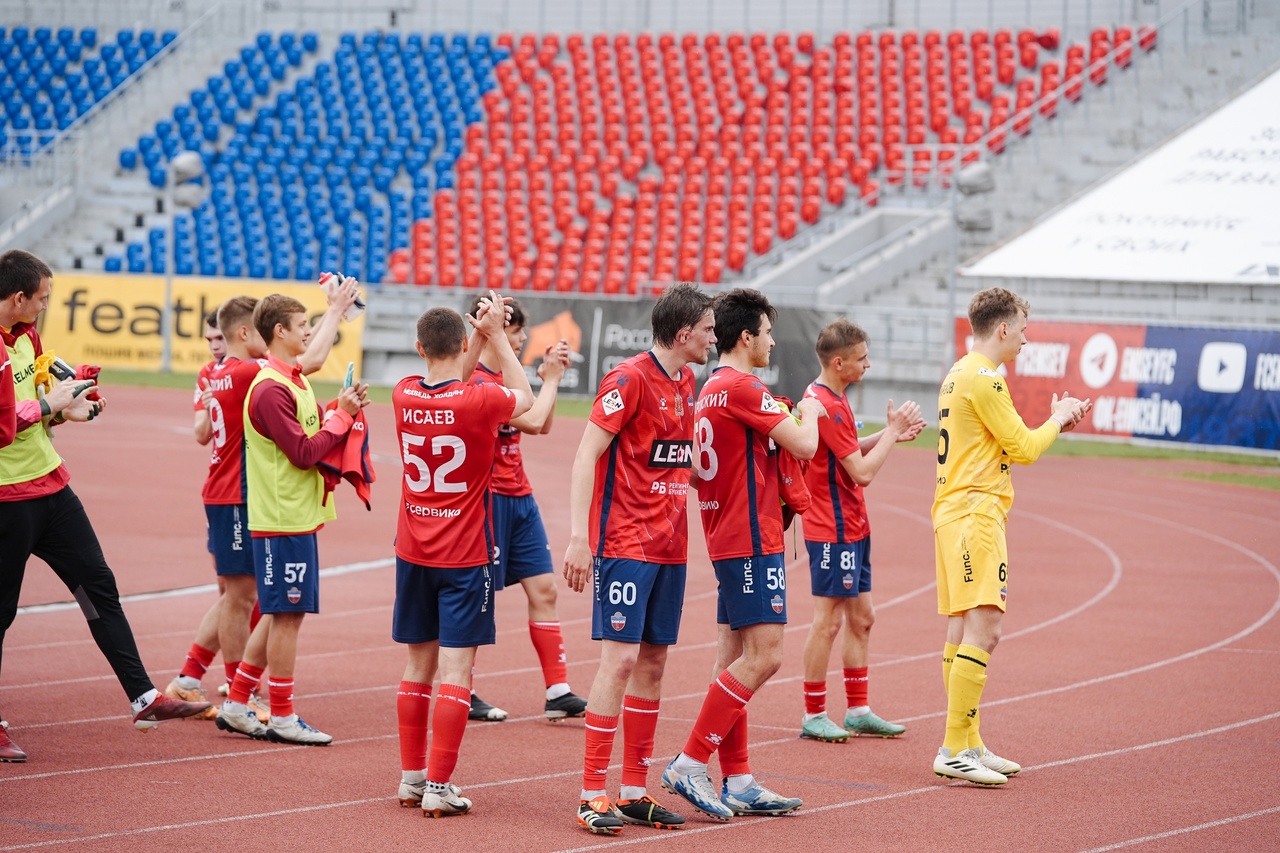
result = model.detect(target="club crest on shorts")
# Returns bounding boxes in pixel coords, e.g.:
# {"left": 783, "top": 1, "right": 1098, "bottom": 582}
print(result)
{"left": 610, "top": 611, "right": 626, "bottom": 631}
{"left": 770, "top": 594, "right": 784, "bottom": 614}
{"left": 287, "top": 586, "right": 302, "bottom": 604}
{"left": 1000, "top": 585, "right": 1007, "bottom": 602}
{"left": 842, "top": 573, "right": 854, "bottom": 590}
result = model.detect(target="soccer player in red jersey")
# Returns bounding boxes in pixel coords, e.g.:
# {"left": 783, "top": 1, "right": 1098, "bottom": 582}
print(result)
{"left": 564, "top": 283, "right": 716, "bottom": 836}
{"left": 466, "top": 295, "right": 587, "bottom": 723}
{"left": 662, "top": 287, "right": 825, "bottom": 821}
{"left": 797, "top": 320, "right": 924, "bottom": 744}
{"left": 1, "top": 251, "right": 210, "bottom": 761}
{"left": 174, "top": 287, "right": 359, "bottom": 721}
{"left": 392, "top": 295, "right": 534, "bottom": 817}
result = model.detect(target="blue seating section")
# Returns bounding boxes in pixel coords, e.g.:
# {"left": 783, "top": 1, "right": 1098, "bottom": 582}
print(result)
{"left": 0, "top": 26, "right": 175, "bottom": 158}
{"left": 111, "top": 31, "right": 506, "bottom": 282}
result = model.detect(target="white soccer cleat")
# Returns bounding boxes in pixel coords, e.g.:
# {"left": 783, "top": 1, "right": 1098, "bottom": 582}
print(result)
{"left": 265, "top": 716, "right": 332, "bottom": 746}
{"left": 977, "top": 746, "right": 1021, "bottom": 776}
{"left": 422, "top": 784, "right": 472, "bottom": 817}
{"left": 933, "top": 747, "right": 1008, "bottom": 786}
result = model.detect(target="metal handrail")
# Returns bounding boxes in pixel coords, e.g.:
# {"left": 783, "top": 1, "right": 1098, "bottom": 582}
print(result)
{"left": 817, "top": 211, "right": 945, "bottom": 275}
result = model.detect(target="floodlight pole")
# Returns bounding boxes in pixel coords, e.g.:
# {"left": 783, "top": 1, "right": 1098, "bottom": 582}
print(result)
{"left": 161, "top": 166, "right": 175, "bottom": 373}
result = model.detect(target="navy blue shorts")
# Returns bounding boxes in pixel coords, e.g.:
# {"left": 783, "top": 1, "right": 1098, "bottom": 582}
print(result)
{"left": 714, "top": 552, "right": 789, "bottom": 629}
{"left": 806, "top": 537, "right": 872, "bottom": 597}
{"left": 392, "top": 557, "right": 496, "bottom": 648}
{"left": 591, "top": 558, "right": 686, "bottom": 646}
{"left": 491, "top": 493, "right": 553, "bottom": 590}
{"left": 205, "top": 504, "right": 254, "bottom": 576}
{"left": 253, "top": 533, "right": 319, "bottom": 614}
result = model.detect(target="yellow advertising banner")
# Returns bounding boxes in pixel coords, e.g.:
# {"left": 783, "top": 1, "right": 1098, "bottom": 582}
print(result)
{"left": 39, "top": 273, "right": 364, "bottom": 381}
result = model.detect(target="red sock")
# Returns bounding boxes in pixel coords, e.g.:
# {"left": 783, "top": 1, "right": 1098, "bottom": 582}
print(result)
{"left": 844, "top": 666, "right": 869, "bottom": 709}
{"left": 397, "top": 681, "right": 432, "bottom": 773}
{"left": 718, "top": 709, "right": 751, "bottom": 777}
{"left": 621, "top": 696, "right": 660, "bottom": 789}
{"left": 803, "top": 680, "right": 827, "bottom": 715}
{"left": 426, "top": 683, "right": 471, "bottom": 785}
{"left": 227, "top": 662, "right": 264, "bottom": 705}
{"left": 528, "top": 621, "right": 568, "bottom": 687}
{"left": 683, "top": 671, "right": 753, "bottom": 763}
{"left": 249, "top": 600, "right": 262, "bottom": 632}
{"left": 179, "top": 643, "right": 216, "bottom": 681}
{"left": 224, "top": 661, "right": 240, "bottom": 688}
{"left": 582, "top": 711, "right": 619, "bottom": 791}
{"left": 268, "top": 677, "right": 294, "bottom": 718}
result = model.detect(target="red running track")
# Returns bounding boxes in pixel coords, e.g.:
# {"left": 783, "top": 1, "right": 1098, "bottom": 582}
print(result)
{"left": 2, "top": 385, "right": 1278, "bottom": 852}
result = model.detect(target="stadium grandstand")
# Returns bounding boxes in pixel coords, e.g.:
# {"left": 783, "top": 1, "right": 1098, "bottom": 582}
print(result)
{"left": 2, "top": 0, "right": 1277, "bottom": 449}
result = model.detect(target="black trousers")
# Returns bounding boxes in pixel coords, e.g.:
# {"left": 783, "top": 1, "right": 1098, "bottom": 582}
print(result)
{"left": 0, "top": 485, "right": 154, "bottom": 711}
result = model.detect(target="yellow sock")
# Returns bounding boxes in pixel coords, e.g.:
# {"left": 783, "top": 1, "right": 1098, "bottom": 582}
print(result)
{"left": 968, "top": 707, "right": 985, "bottom": 752}
{"left": 943, "top": 644, "right": 990, "bottom": 755}
{"left": 942, "top": 642, "right": 958, "bottom": 696}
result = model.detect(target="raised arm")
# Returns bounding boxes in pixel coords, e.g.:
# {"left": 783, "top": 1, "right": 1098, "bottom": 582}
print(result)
{"left": 838, "top": 399, "right": 922, "bottom": 486}
{"left": 767, "top": 396, "right": 826, "bottom": 460}
{"left": 298, "top": 276, "right": 360, "bottom": 376}
{"left": 511, "top": 343, "right": 567, "bottom": 434}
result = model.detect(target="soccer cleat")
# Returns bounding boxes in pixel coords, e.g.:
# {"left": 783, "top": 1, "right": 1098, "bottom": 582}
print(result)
{"left": 577, "top": 795, "right": 624, "bottom": 835}
{"left": 468, "top": 693, "right": 508, "bottom": 722}
{"left": 265, "top": 716, "right": 333, "bottom": 746}
{"left": 164, "top": 679, "right": 218, "bottom": 720}
{"left": 0, "top": 721, "right": 27, "bottom": 763}
{"left": 422, "top": 784, "right": 472, "bottom": 818}
{"left": 661, "top": 759, "right": 734, "bottom": 821}
{"left": 844, "top": 710, "right": 906, "bottom": 738}
{"left": 933, "top": 747, "right": 1008, "bottom": 786}
{"left": 545, "top": 691, "right": 588, "bottom": 720}
{"left": 215, "top": 705, "right": 269, "bottom": 740}
{"left": 800, "top": 715, "right": 851, "bottom": 743}
{"left": 616, "top": 795, "right": 685, "bottom": 829}
{"left": 720, "top": 780, "right": 803, "bottom": 816}
{"left": 977, "top": 746, "right": 1021, "bottom": 776}
{"left": 247, "top": 693, "right": 271, "bottom": 724}
{"left": 133, "top": 693, "right": 214, "bottom": 731}
{"left": 397, "top": 779, "right": 426, "bottom": 808}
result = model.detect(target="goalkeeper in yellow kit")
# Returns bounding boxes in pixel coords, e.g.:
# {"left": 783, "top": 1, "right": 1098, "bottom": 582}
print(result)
{"left": 932, "top": 287, "right": 1090, "bottom": 786}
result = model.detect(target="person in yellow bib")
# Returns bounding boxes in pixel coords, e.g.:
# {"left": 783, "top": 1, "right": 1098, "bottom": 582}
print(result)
{"left": 214, "top": 294, "right": 368, "bottom": 746}
{"left": 932, "top": 287, "right": 1091, "bottom": 786}
{"left": 0, "top": 250, "right": 212, "bottom": 763}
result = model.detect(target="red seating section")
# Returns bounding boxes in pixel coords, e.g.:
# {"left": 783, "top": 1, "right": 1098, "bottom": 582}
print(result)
{"left": 402, "top": 27, "right": 1153, "bottom": 291}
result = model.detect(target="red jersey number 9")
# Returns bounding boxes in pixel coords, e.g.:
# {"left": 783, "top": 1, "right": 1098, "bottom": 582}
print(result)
{"left": 208, "top": 397, "right": 227, "bottom": 449}
{"left": 401, "top": 434, "right": 468, "bottom": 494}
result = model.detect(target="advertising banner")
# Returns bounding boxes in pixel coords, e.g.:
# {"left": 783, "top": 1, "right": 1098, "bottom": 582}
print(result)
{"left": 40, "top": 273, "right": 364, "bottom": 381}
{"left": 954, "top": 318, "right": 1280, "bottom": 451}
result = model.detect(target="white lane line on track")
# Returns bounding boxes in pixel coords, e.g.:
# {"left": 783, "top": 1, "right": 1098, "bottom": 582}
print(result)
{"left": 1075, "top": 805, "right": 1280, "bottom": 852}
{"left": 12, "top": 558, "right": 398, "bottom": 615}
{"left": 6, "top": 713, "right": 1275, "bottom": 852}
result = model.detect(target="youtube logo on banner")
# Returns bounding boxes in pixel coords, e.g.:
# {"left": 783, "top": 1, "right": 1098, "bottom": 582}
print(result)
{"left": 1197, "top": 342, "right": 1247, "bottom": 394}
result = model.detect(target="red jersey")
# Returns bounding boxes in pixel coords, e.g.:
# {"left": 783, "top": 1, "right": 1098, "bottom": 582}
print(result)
{"left": 695, "top": 367, "right": 790, "bottom": 560}
{"left": 393, "top": 376, "right": 516, "bottom": 568}
{"left": 469, "top": 363, "right": 532, "bottom": 497}
{"left": 0, "top": 343, "right": 14, "bottom": 448}
{"left": 194, "top": 359, "right": 218, "bottom": 411}
{"left": 801, "top": 382, "right": 869, "bottom": 544}
{"left": 202, "top": 356, "right": 265, "bottom": 505}
{"left": 588, "top": 352, "right": 696, "bottom": 564}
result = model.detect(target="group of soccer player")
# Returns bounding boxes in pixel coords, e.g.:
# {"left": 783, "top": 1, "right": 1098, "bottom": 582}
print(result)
{"left": 4, "top": 245, "right": 1092, "bottom": 829}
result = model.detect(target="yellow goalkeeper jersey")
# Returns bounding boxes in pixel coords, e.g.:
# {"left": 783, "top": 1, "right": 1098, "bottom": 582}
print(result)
{"left": 932, "top": 351, "right": 1060, "bottom": 528}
